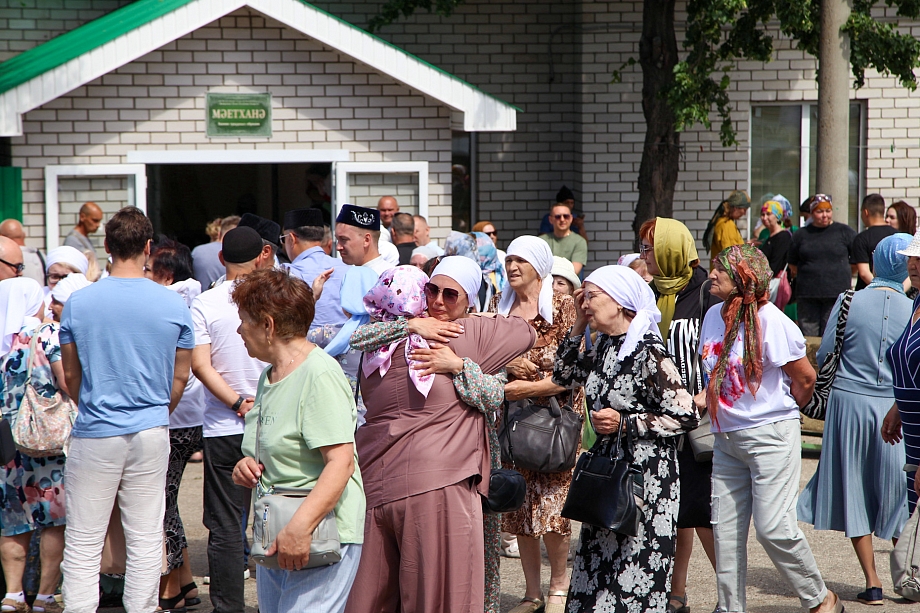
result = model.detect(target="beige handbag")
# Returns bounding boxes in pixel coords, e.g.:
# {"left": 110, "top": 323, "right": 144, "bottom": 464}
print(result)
{"left": 13, "top": 333, "right": 76, "bottom": 457}
{"left": 249, "top": 401, "right": 341, "bottom": 570}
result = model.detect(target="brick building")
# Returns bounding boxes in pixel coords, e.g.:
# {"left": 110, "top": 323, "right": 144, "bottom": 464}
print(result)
{"left": 1, "top": 0, "right": 918, "bottom": 268}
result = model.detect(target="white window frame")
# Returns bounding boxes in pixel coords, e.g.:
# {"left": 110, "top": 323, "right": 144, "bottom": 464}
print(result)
{"left": 332, "top": 161, "right": 429, "bottom": 227}
{"left": 43, "top": 164, "right": 147, "bottom": 253}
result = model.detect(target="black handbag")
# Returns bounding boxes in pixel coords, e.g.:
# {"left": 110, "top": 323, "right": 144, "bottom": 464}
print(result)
{"left": 561, "top": 416, "right": 643, "bottom": 536}
{"left": 483, "top": 468, "right": 526, "bottom": 514}
{"left": 498, "top": 395, "right": 583, "bottom": 473}
{"left": 800, "top": 290, "right": 853, "bottom": 421}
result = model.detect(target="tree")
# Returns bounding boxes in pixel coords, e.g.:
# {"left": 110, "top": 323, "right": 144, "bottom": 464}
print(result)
{"left": 367, "top": 0, "right": 920, "bottom": 236}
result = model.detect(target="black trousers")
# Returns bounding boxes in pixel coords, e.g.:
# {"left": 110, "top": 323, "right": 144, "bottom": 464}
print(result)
{"left": 797, "top": 296, "right": 839, "bottom": 337}
{"left": 202, "top": 434, "right": 249, "bottom": 613}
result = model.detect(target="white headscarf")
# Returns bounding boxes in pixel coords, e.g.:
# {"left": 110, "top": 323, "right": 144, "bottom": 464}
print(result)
{"left": 617, "top": 253, "right": 641, "bottom": 267}
{"left": 497, "top": 236, "right": 554, "bottom": 324}
{"left": 167, "top": 278, "right": 202, "bottom": 307}
{"left": 431, "top": 256, "right": 483, "bottom": 311}
{"left": 50, "top": 273, "right": 91, "bottom": 304}
{"left": 585, "top": 265, "right": 662, "bottom": 361}
{"left": 0, "top": 277, "right": 45, "bottom": 355}
{"left": 45, "top": 246, "right": 89, "bottom": 275}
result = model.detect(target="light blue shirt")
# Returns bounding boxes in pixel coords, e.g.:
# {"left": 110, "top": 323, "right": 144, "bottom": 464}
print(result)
{"left": 60, "top": 277, "right": 196, "bottom": 438}
{"left": 285, "top": 247, "right": 348, "bottom": 329}
{"left": 191, "top": 241, "right": 225, "bottom": 289}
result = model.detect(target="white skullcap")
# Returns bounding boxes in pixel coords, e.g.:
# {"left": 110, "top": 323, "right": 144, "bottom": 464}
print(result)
{"left": 0, "top": 277, "right": 45, "bottom": 355}
{"left": 585, "top": 265, "right": 662, "bottom": 360}
{"left": 50, "top": 273, "right": 91, "bottom": 304}
{"left": 431, "top": 256, "right": 483, "bottom": 311}
{"left": 379, "top": 240, "right": 400, "bottom": 266}
{"left": 46, "top": 246, "right": 89, "bottom": 275}
{"left": 498, "top": 236, "right": 555, "bottom": 323}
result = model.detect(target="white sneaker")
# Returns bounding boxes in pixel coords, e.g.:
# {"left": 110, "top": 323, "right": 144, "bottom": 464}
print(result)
{"left": 501, "top": 541, "right": 520, "bottom": 558}
{"left": 203, "top": 568, "right": 250, "bottom": 584}
{"left": 243, "top": 568, "right": 251, "bottom": 580}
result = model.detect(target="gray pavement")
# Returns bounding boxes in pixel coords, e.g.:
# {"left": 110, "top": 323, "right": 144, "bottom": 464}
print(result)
{"left": 167, "top": 444, "right": 914, "bottom": 613}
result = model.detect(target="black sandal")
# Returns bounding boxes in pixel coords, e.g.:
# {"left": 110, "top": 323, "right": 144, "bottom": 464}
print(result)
{"left": 157, "top": 593, "right": 187, "bottom": 613}
{"left": 179, "top": 583, "right": 200, "bottom": 608}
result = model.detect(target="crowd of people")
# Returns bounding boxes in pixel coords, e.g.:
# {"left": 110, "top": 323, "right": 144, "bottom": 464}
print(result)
{"left": 0, "top": 186, "right": 918, "bottom": 613}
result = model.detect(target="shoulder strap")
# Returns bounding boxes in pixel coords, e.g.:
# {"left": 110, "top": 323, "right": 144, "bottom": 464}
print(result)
{"left": 833, "top": 290, "right": 855, "bottom": 353}
{"left": 686, "top": 280, "right": 710, "bottom": 394}
{"left": 25, "top": 330, "right": 40, "bottom": 384}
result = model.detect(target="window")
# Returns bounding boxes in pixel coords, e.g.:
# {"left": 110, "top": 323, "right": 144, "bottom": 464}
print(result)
{"left": 451, "top": 131, "right": 476, "bottom": 232}
{"left": 751, "top": 103, "right": 864, "bottom": 225}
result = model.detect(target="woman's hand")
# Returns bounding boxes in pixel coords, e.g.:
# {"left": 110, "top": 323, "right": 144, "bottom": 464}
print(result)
{"left": 408, "top": 318, "right": 464, "bottom": 342}
{"left": 572, "top": 288, "right": 589, "bottom": 334}
{"left": 693, "top": 390, "right": 708, "bottom": 417}
{"left": 506, "top": 356, "right": 539, "bottom": 380}
{"left": 409, "top": 342, "right": 464, "bottom": 377}
{"left": 267, "top": 517, "right": 312, "bottom": 571}
{"left": 311, "top": 268, "right": 334, "bottom": 302}
{"left": 232, "top": 457, "right": 264, "bottom": 488}
{"left": 591, "top": 408, "right": 621, "bottom": 434}
{"left": 882, "top": 403, "right": 903, "bottom": 444}
{"left": 504, "top": 379, "right": 534, "bottom": 401}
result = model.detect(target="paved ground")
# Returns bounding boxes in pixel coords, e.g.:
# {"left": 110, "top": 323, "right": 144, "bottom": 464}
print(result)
{"left": 166, "top": 442, "right": 913, "bottom": 613}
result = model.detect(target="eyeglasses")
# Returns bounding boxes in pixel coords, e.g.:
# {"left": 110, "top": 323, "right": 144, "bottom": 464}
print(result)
{"left": 553, "top": 214, "right": 572, "bottom": 220}
{"left": 47, "top": 273, "right": 70, "bottom": 283}
{"left": 279, "top": 233, "right": 294, "bottom": 244}
{"left": 0, "top": 258, "right": 24, "bottom": 275}
{"left": 424, "top": 282, "right": 461, "bottom": 305}
{"left": 639, "top": 244, "right": 653, "bottom": 255}
{"left": 583, "top": 291, "right": 605, "bottom": 303}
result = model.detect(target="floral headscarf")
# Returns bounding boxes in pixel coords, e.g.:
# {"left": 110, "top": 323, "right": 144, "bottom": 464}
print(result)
{"left": 444, "top": 231, "right": 478, "bottom": 262}
{"left": 810, "top": 193, "right": 833, "bottom": 212}
{"left": 473, "top": 231, "right": 507, "bottom": 290}
{"left": 761, "top": 200, "right": 784, "bottom": 223}
{"left": 707, "top": 244, "right": 773, "bottom": 429}
{"left": 362, "top": 265, "right": 434, "bottom": 397}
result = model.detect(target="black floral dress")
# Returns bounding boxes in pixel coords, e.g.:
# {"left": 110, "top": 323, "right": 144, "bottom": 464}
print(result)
{"left": 553, "top": 330, "right": 698, "bottom": 613}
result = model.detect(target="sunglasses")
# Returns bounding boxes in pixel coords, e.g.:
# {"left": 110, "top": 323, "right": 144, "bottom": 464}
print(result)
{"left": 553, "top": 214, "right": 572, "bottom": 220}
{"left": 47, "top": 272, "right": 70, "bottom": 283}
{"left": 0, "top": 258, "right": 24, "bottom": 275}
{"left": 424, "top": 282, "right": 461, "bottom": 305}
{"left": 486, "top": 231, "right": 498, "bottom": 237}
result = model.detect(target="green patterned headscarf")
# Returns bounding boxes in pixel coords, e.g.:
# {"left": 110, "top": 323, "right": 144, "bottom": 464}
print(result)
{"left": 706, "top": 244, "right": 773, "bottom": 429}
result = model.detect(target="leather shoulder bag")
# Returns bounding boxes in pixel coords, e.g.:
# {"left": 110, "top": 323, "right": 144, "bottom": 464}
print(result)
{"left": 498, "top": 393, "right": 583, "bottom": 473}
{"left": 561, "top": 409, "right": 643, "bottom": 536}
{"left": 250, "top": 400, "right": 342, "bottom": 570}
{"left": 800, "top": 290, "right": 854, "bottom": 421}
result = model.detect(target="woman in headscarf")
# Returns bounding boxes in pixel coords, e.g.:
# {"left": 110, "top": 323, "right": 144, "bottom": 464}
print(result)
{"left": 758, "top": 199, "right": 794, "bottom": 276}
{"left": 702, "top": 190, "right": 750, "bottom": 262}
{"left": 444, "top": 230, "right": 479, "bottom": 261}
{"left": 553, "top": 265, "right": 698, "bottom": 612}
{"left": 484, "top": 236, "right": 582, "bottom": 613}
{"left": 43, "top": 246, "right": 89, "bottom": 318}
{"left": 798, "top": 234, "right": 912, "bottom": 605}
{"left": 346, "top": 264, "right": 536, "bottom": 613}
{"left": 48, "top": 274, "right": 91, "bottom": 322}
{"left": 473, "top": 231, "right": 506, "bottom": 312}
{"left": 0, "top": 278, "right": 71, "bottom": 613}
{"left": 348, "top": 256, "right": 527, "bottom": 613}
{"left": 697, "top": 245, "right": 842, "bottom": 613}
{"left": 638, "top": 217, "right": 720, "bottom": 613}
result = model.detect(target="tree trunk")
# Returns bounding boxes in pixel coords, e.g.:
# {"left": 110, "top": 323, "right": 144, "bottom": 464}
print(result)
{"left": 633, "top": 0, "right": 681, "bottom": 240}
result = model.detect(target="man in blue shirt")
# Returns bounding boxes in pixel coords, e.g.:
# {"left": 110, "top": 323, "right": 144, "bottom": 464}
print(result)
{"left": 59, "top": 207, "right": 194, "bottom": 613}
{"left": 282, "top": 208, "right": 348, "bottom": 333}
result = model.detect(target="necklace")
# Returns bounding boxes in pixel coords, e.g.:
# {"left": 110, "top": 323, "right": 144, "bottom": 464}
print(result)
{"left": 273, "top": 340, "right": 309, "bottom": 382}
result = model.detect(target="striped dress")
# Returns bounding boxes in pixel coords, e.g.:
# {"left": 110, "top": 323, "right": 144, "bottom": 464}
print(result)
{"left": 887, "top": 297, "right": 920, "bottom": 514}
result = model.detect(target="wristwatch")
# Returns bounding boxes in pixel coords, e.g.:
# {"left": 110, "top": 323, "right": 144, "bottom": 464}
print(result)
{"left": 231, "top": 396, "right": 245, "bottom": 411}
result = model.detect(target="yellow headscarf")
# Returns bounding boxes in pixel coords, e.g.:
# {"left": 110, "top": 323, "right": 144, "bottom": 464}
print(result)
{"left": 651, "top": 218, "right": 698, "bottom": 340}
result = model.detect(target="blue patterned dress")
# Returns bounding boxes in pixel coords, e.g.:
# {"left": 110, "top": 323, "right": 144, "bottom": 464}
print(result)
{"left": 0, "top": 323, "right": 67, "bottom": 536}
{"left": 888, "top": 298, "right": 920, "bottom": 514}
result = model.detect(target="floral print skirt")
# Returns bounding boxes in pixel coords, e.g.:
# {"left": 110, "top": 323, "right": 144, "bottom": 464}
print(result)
{"left": 566, "top": 440, "right": 679, "bottom": 613}
{"left": 0, "top": 451, "right": 66, "bottom": 536}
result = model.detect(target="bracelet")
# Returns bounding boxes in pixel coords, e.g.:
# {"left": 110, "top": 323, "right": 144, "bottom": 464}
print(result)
{"left": 231, "top": 396, "right": 244, "bottom": 411}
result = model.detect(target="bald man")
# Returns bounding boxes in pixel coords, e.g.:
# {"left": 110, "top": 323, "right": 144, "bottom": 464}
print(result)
{"left": 377, "top": 196, "right": 398, "bottom": 244}
{"left": 0, "top": 219, "right": 44, "bottom": 284}
{"left": 64, "top": 202, "right": 103, "bottom": 254}
{"left": 0, "top": 235, "right": 24, "bottom": 281}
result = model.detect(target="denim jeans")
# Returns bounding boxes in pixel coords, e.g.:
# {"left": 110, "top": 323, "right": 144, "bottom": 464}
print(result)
{"left": 711, "top": 419, "right": 827, "bottom": 612}
{"left": 203, "top": 434, "right": 250, "bottom": 613}
{"left": 256, "top": 544, "right": 361, "bottom": 613}
{"left": 62, "top": 427, "right": 169, "bottom": 613}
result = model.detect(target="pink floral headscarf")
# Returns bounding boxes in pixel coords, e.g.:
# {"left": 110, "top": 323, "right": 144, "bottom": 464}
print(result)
{"left": 362, "top": 265, "right": 434, "bottom": 396}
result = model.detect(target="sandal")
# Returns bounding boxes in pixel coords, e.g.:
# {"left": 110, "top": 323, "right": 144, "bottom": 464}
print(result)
{"left": 157, "top": 593, "right": 187, "bottom": 613}
{"left": 507, "top": 595, "right": 545, "bottom": 613}
{"left": 667, "top": 594, "right": 689, "bottom": 613}
{"left": 545, "top": 590, "right": 568, "bottom": 613}
{"left": 179, "top": 583, "right": 200, "bottom": 608}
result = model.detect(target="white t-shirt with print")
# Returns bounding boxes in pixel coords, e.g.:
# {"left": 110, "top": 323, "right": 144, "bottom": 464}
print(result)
{"left": 191, "top": 281, "right": 268, "bottom": 438}
{"left": 697, "top": 301, "right": 805, "bottom": 433}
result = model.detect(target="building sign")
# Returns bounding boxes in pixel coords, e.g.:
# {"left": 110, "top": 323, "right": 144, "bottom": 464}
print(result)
{"left": 206, "top": 93, "right": 272, "bottom": 137}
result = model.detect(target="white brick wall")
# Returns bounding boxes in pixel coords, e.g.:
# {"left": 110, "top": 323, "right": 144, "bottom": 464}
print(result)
{"left": 10, "top": 9, "right": 454, "bottom": 248}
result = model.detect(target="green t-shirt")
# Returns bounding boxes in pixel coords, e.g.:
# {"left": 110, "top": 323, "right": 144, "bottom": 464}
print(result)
{"left": 242, "top": 348, "right": 365, "bottom": 544}
{"left": 540, "top": 232, "right": 588, "bottom": 265}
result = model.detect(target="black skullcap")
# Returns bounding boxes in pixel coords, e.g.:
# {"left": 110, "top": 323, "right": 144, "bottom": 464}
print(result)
{"left": 335, "top": 204, "right": 380, "bottom": 231}
{"left": 283, "top": 208, "right": 324, "bottom": 230}
{"left": 221, "top": 227, "right": 264, "bottom": 264}
{"left": 556, "top": 185, "right": 574, "bottom": 203}
{"left": 239, "top": 213, "right": 281, "bottom": 247}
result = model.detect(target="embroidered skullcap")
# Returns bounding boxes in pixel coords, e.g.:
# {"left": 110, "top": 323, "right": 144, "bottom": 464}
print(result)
{"left": 336, "top": 204, "right": 380, "bottom": 231}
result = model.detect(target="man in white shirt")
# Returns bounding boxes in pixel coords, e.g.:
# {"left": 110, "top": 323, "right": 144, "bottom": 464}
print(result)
{"left": 190, "top": 227, "right": 272, "bottom": 613}
{"left": 335, "top": 204, "right": 390, "bottom": 276}
{"left": 376, "top": 196, "right": 398, "bottom": 244}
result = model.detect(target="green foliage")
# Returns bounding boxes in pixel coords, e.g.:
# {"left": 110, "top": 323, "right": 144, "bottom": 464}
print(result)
{"left": 674, "top": 0, "right": 920, "bottom": 146}
{"left": 368, "top": 0, "right": 467, "bottom": 32}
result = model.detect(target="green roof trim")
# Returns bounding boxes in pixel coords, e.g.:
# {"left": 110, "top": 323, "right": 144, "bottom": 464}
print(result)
{"left": 0, "top": 0, "right": 520, "bottom": 114}
{"left": 0, "top": 0, "right": 197, "bottom": 95}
